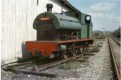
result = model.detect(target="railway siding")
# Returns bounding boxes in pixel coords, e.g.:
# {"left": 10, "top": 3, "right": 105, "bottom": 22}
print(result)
{"left": 2, "top": 39, "right": 114, "bottom": 80}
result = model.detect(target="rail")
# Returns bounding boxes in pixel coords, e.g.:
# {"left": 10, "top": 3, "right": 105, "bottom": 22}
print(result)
{"left": 3, "top": 54, "right": 82, "bottom": 78}
{"left": 111, "top": 37, "right": 120, "bottom": 46}
{"left": 108, "top": 38, "right": 120, "bottom": 80}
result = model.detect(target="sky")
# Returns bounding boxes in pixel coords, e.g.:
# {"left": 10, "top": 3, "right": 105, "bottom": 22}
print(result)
{"left": 68, "top": 0, "right": 120, "bottom": 31}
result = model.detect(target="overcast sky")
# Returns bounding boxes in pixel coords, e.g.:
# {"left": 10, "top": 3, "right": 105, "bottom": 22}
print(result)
{"left": 68, "top": 0, "right": 120, "bottom": 31}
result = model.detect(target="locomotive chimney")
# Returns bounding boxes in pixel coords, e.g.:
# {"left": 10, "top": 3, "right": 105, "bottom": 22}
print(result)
{"left": 46, "top": 4, "right": 53, "bottom": 13}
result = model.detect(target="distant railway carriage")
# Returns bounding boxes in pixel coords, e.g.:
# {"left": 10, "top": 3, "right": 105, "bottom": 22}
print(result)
{"left": 26, "top": 4, "right": 93, "bottom": 58}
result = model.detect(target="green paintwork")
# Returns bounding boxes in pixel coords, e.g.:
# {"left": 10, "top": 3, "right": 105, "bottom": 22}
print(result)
{"left": 64, "top": 11, "right": 93, "bottom": 26}
{"left": 33, "top": 13, "right": 81, "bottom": 30}
{"left": 89, "top": 25, "right": 93, "bottom": 38}
{"left": 33, "top": 12, "right": 93, "bottom": 39}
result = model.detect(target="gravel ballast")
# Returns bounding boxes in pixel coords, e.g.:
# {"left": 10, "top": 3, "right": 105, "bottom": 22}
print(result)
{"left": 42, "top": 39, "right": 113, "bottom": 80}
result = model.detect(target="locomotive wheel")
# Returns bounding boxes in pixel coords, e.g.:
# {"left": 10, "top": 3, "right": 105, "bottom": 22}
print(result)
{"left": 72, "top": 49, "right": 78, "bottom": 56}
{"left": 79, "top": 48, "right": 83, "bottom": 54}
{"left": 61, "top": 52, "right": 68, "bottom": 59}
{"left": 83, "top": 46, "right": 89, "bottom": 55}
{"left": 63, "top": 54, "right": 68, "bottom": 59}
{"left": 72, "top": 53, "right": 76, "bottom": 56}
{"left": 79, "top": 47, "right": 85, "bottom": 57}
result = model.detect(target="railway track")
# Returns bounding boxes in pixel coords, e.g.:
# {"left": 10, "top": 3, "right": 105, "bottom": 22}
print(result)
{"left": 3, "top": 54, "right": 82, "bottom": 78}
{"left": 2, "top": 43, "right": 99, "bottom": 78}
{"left": 111, "top": 37, "right": 121, "bottom": 45}
{"left": 2, "top": 56, "right": 61, "bottom": 70}
{"left": 1, "top": 56, "right": 41, "bottom": 68}
{"left": 108, "top": 37, "right": 120, "bottom": 80}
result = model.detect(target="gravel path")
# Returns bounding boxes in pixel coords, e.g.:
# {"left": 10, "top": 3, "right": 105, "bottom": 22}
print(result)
{"left": 1, "top": 39, "right": 113, "bottom": 80}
